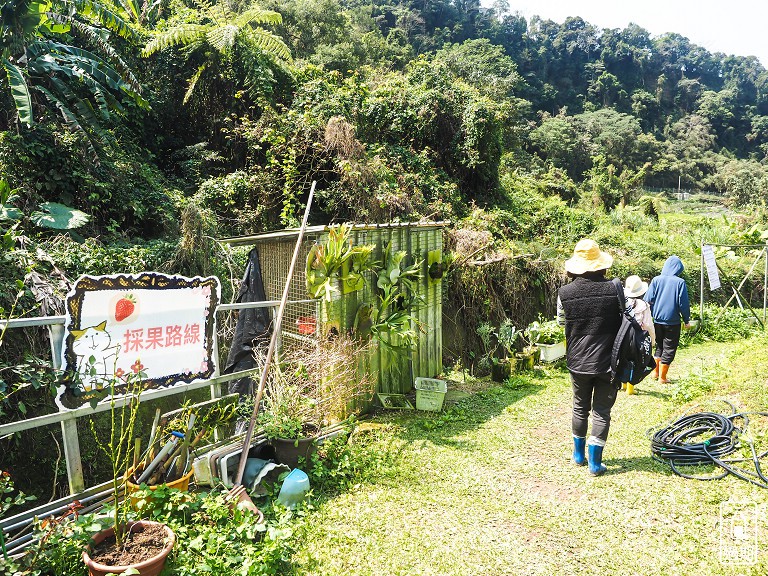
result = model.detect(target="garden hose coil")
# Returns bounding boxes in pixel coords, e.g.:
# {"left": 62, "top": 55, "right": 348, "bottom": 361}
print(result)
{"left": 648, "top": 403, "right": 768, "bottom": 488}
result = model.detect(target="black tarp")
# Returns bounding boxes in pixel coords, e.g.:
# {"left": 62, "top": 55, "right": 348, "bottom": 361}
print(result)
{"left": 224, "top": 247, "right": 272, "bottom": 396}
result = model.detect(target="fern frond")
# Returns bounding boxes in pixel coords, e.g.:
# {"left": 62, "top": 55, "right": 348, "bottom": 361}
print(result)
{"left": 206, "top": 24, "right": 238, "bottom": 52}
{"left": 183, "top": 63, "right": 207, "bottom": 104}
{"left": 236, "top": 7, "right": 282, "bottom": 28}
{"left": 143, "top": 23, "right": 207, "bottom": 56}
{"left": 247, "top": 27, "right": 291, "bottom": 61}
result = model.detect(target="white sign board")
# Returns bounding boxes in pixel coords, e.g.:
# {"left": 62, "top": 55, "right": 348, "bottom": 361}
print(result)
{"left": 702, "top": 244, "right": 721, "bottom": 291}
{"left": 57, "top": 273, "right": 220, "bottom": 410}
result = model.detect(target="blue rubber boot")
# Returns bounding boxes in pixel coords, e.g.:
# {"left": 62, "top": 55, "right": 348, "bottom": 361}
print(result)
{"left": 588, "top": 443, "right": 607, "bottom": 476}
{"left": 572, "top": 436, "right": 586, "bottom": 466}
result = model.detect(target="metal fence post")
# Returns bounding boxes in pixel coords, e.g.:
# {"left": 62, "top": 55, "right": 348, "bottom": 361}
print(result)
{"left": 700, "top": 242, "right": 705, "bottom": 328}
{"left": 764, "top": 243, "right": 767, "bottom": 322}
{"left": 49, "top": 323, "right": 85, "bottom": 494}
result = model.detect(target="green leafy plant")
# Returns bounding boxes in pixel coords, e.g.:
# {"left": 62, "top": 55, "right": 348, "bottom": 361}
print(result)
{"left": 496, "top": 320, "right": 518, "bottom": 357}
{"left": 526, "top": 318, "right": 565, "bottom": 346}
{"left": 86, "top": 362, "right": 146, "bottom": 546}
{"left": 306, "top": 224, "right": 376, "bottom": 301}
{"left": 30, "top": 202, "right": 90, "bottom": 230}
{"left": 1, "top": 471, "right": 36, "bottom": 562}
{"left": 1, "top": 0, "right": 148, "bottom": 158}
{"left": 141, "top": 0, "right": 290, "bottom": 104}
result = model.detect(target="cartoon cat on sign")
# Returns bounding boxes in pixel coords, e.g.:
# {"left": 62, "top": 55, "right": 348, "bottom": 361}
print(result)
{"left": 71, "top": 320, "right": 120, "bottom": 391}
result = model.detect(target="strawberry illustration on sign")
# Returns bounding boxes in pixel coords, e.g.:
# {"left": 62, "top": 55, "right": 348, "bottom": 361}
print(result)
{"left": 115, "top": 293, "right": 136, "bottom": 322}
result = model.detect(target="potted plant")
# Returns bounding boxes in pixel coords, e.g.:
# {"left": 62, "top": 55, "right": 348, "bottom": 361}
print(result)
{"left": 528, "top": 318, "right": 566, "bottom": 363}
{"left": 477, "top": 320, "right": 517, "bottom": 382}
{"left": 516, "top": 323, "right": 540, "bottom": 371}
{"left": 257, "top": 334, "right": 373, "bottom": 468}
{"left": 80, "top": 362, "right": 176, "bottom": 576}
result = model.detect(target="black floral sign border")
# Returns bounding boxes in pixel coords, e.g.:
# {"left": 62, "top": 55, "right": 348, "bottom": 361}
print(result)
{"left": 58, "top": 273, "right": 220, "bottom": 411}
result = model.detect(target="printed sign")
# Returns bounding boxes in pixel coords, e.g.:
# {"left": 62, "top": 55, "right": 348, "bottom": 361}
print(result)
{"left": 702, "top": 244, "right": 721, "bottom": 291}
{"left": 57, "top": 273, "right": 220, "bottom": 411}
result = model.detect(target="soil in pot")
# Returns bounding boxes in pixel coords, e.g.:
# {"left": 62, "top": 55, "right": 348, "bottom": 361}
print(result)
{"left": 86, "top": 521, "right": 174, "bottom": 574}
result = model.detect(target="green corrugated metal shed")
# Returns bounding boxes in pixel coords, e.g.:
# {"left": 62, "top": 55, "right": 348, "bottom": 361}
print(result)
{"left": 220, "top": 222, "right": 444, "bottom": 396}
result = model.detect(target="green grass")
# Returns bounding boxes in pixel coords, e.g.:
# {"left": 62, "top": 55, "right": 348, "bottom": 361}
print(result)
{"left": 290, "top": 334, "right": 768, "bottom": 575}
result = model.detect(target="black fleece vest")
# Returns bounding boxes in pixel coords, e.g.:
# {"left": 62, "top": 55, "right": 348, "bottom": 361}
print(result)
{"left": 559, "top": 277, "right": 621, "bottom": 339}
{"left": 558, "top": 277, "right": 621, "bottom": 373}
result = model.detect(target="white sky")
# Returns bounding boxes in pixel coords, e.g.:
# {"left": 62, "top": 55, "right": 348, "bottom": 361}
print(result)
{"left": 486, "top": 0, "right": 768, "bottom": 67}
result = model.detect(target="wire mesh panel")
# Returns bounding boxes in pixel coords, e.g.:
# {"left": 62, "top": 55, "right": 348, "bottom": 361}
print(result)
{"left": 258, "top": 237, "right": 319, "bottom": 340}
{"left": 220, "top": 223, "right": 444, "bottom": 395}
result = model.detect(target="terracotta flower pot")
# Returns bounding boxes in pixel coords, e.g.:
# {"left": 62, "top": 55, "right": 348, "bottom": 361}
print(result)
{"left": 83, "top": 520, "right": 175, "bottom": 576}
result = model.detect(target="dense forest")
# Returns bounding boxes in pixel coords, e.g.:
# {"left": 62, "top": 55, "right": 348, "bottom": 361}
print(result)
{"left": 4, "top": 0, "right": 768, "bottom": 505}
{"left": 2, "top": 0, "right": 768, "bottom": 345}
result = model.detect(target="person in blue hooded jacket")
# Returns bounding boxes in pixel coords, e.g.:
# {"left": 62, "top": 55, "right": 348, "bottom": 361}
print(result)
{"left": 644, "top": 255, "right": 691, "bottom": 383}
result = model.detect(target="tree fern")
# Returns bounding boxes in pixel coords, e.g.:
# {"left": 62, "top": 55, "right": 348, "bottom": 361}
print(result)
{"left": 142, "top": 2, "right": 290, "bottom": 103}
{"left": 142, "top": 23, "right": 208, "bottom": 55}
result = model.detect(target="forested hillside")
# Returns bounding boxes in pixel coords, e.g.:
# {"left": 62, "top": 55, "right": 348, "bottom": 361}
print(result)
{"left": 2, "top": 0, "right": 768, "bottom": 336}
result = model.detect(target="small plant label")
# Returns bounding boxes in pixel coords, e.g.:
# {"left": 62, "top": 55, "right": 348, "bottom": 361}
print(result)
{"left": 718, "top": 498, "right": 759, "bottom": 566}
{"left": 57, "top": 273, "right": 220, "bottom": 410}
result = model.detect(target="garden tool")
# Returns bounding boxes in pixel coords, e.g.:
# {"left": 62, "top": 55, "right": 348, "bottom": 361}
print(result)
{"left": 135, "top": 431, "right": 183, "bottom": 484}
{"left": 228, "top": 181, "right": 316, "bottom": 510}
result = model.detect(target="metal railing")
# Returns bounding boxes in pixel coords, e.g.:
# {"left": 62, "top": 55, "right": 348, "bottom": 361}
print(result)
{"left": 0, "top": 298, "right": 319, "bottom": 494}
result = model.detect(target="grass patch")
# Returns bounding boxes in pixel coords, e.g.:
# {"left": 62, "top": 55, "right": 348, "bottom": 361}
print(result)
{"left": 290, "top": 335, "right": 768, "bottom": 575}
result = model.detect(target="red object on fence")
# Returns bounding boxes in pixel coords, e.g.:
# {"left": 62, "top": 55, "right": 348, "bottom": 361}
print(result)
{"left": 297, "top": 316, "right": 316, "bottom": 335}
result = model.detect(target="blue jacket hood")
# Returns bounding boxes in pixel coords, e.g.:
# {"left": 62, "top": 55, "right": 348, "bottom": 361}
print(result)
{"left": 661, "top": 255, "right": 684, "bottom": 277}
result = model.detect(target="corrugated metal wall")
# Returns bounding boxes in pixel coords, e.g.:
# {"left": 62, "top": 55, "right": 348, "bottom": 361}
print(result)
{"left": 318, "top": 224, "right": 443, "bottom": 395}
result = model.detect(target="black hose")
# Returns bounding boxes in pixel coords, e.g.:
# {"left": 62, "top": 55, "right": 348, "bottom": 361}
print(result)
{"left": 648, "top": 407, "right": 768, "bottom": 488}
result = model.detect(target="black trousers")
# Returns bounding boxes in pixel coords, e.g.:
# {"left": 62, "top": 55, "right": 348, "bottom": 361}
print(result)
{"left": 571, "top": 371, "right": 617, "bottom": 442}
{"left": 654, "top": 323, "right": 682, "bottom": 364}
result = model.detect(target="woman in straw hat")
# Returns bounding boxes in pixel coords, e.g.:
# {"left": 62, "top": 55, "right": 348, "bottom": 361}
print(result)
{"left": 622, "top": 275, "right": 656, "bottom": 395}
{"left": 556, "top": 238, "right": 623, "bottom": 476}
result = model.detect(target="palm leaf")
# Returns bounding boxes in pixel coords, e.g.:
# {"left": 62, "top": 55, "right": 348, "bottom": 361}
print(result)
{"left": 3, "top": 60, "right": 35, "bottom": 126}
{"left": 35, "top": 85, "right": 100, "bottom": 161}
{"left": 67, "top": 19, "right": 141, "bottom": 92}
{"left": 65, "top": 0, "right": 139, "bottom": 41}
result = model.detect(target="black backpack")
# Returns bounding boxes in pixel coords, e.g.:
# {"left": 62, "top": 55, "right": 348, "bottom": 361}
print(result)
{"left": 610, "top": 279, "right": 656, "bottom": 388}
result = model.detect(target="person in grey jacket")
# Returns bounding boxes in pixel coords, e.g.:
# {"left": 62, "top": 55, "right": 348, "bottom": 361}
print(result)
{"left": 644, "top": 255, "right": 691, "bottom": 384}
{"left": 557, "top": 239, "right": 622, "bottom": 476}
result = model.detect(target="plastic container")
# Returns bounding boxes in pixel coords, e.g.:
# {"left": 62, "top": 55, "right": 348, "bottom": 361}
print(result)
{"left": 538, "top": 341, "right": 566, "bottom": 362}
{"left": 414, "top": 377, "right": 447, "bottom": 411}
{"left": 277, "top": 468, "right": 310, "bottom": 509}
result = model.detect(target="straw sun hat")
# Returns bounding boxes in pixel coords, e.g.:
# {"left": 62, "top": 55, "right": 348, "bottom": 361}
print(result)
{"left": 564, "top": 239, "right": 613, "bottom": 274}
{"left": 624, "top": 275, "right": 649, "bottom": 298}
